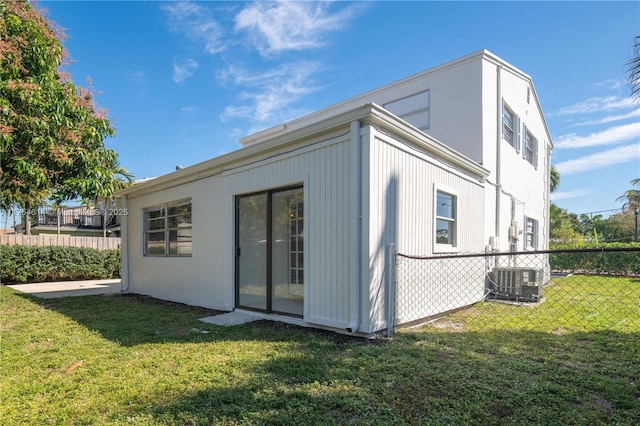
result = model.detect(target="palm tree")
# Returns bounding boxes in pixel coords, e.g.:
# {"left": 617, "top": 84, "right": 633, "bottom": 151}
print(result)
{"left": 50, "top": 201, "right": 66, "bottom": 235}
{"left": 93, "top": 161, "right": 134, "bottom": 237}
{"left": 550, "top": 165, "right": 560, "bottom": 193}
{"left": 616, "top": 178, "right": 640, "bottom": 212}
{"left": 628, "top": 36, "right": 640, "bottom": 102}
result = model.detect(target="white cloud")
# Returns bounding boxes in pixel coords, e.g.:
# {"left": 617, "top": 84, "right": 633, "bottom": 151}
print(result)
{"left": 218, "top": 64, "right": 317, "bottom": 87}
{"left": 172, "top": 59, "right": 198, "bottom": 83}
{"left": 555, "top": 144, "right": 640, "bottom": 175}
{"left": 554, "top": 96, "right": 635, "bottom": 115}
{"left": 124, "top": 69, "right": 145, "bottom": 84}
{"left": 550, "top": 188, "right": 591, "bottom": 201}
{"left": 571, "top": 108, "right": 640, "bottom": 127}
{"left": 162, "top": 2, "right": 226, "bottom": 54}
{"left": 235, "top": 1, "right": 359, "bottom": 55}
{"left": 219, "top": 62, "right": 323, "bottom": 124}
{"left": 590, "top": 79, "right": 623, "bottom": 90}
{"left": 181, "top": 106, "right": 198, "bottom": 113}
{"left": 555, "top": 122, "right": 640, "bottom": 149}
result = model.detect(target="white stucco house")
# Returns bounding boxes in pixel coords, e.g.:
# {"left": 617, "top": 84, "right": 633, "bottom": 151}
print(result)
{"left": 117, "top": 50, "right": 553, "bottom": 336}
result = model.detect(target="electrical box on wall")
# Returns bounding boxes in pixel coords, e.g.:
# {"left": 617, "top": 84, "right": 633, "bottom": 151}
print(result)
{"left": 488, "top": 236, "right": 498, "bottom": 251}
{"left": 509, "top": 221, "right": 521, "bottom": 241}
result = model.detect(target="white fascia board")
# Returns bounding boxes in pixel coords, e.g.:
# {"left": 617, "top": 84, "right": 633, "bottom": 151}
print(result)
{"left": 117, "top": 105, "right": 372, "bottom": 198}
{"left": 365, "top": 104, "right": 490, "bottom": 179}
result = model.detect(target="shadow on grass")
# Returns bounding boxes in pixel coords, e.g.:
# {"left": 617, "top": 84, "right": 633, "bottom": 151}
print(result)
{"left": 148, "top": 329, "right": 640, "bottom": 425}
{"left": 8, "top": 289, "right": 640, "bottom": 424}
{"left": 17, "top": 291, "right": 374, "bottom": 347}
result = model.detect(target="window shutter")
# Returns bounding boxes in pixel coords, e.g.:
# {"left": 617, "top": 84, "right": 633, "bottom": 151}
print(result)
{"left": 501, "top": 98, "right": 505, "bottom": 141}
{"left": 534, "top": 219, "right": 539, "bottom": 250}
{"left": 516, "top": 117, "right": 521, "bottom": 153}
{"left": 533, "top": 137, "right": 539, "bottom": 169}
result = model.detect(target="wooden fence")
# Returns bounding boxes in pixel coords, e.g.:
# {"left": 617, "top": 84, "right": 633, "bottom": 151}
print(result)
{"left": 0, "top": 234, "right": 121, "bottom": 251}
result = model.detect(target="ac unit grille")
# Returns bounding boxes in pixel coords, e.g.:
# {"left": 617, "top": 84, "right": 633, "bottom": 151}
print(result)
{"left": 490, "top": 267, "right": 543, "bottom": 302}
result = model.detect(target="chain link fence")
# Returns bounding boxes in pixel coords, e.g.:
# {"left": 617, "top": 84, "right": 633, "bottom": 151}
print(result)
{"left": 392, "top": 247, "right": 640, "bottom": 335}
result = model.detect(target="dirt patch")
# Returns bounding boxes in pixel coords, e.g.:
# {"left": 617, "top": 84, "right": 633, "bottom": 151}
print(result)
{"left": 584, "top": 394, "right": 615, "bottom": 414}
{"left": 427, "top": 318, "right": 467, "bottom": 332}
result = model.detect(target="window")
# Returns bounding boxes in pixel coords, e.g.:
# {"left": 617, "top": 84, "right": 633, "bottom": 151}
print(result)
{"left": 523, "top": 126, "right": 538, "bottom": 168}
{"left": 384, "top": 90, "right": 430, "bottom": 130}
{"left": 524, "top": 217, "right": 538, "bottom": 250}
{"left": 144, "top": 199, "right": 192, "bottom": 256}
{"left": 435, "top": 190, "right": 457, "bottom": 250}
{"left": 502, "top": 100, "right": 520, "bottom": 152}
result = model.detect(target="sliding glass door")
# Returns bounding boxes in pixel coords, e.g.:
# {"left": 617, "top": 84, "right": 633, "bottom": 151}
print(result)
{"left": 236, "top": 193, "right": 268, "bottom": 311}
{"left": 235, "top": 186, "right": 303, "bottom": 317}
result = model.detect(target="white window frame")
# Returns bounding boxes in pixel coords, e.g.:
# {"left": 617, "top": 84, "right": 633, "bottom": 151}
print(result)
{"left": 524, "top": 216, "right": 539, "bottom": 250}
{"left": 523, "top": 125, "right": 538, "bottom": 169}
{"left": 143, "top": 198, "right": 192, "bottom": 257}
{"left": 502, "top": 99, "right": 520, "bottom": 152}
{"left": 434, "top": 186, "right": 458, "bottom": 253}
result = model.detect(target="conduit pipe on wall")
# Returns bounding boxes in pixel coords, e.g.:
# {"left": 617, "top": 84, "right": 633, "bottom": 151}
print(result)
{"left": 120, "top": 195, "right": 129, "bottom": 293}
{"left": 495, "top": 65, "right": 503, "bottom": 246}
{"left": 346, "top": 120, "right": 362, "bottom": 333}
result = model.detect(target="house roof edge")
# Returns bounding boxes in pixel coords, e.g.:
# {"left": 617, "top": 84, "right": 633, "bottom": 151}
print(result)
{"left": 117, "top": 103, "right": 488, "bottom": 198}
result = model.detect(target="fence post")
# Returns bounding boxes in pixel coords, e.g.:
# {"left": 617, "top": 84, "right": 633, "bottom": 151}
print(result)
{"left": 387, "top": 243, "right": 397, "bottom": 337}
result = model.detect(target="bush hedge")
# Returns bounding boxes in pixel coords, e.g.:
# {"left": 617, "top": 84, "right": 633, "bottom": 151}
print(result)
{"left": 550, "top": 242, "right": 640, "bottom": 275}
{"left": 1, "top": 245, "right": 120, "bottom": 284}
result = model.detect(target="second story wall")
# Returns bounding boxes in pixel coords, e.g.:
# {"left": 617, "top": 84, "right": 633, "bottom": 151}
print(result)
{"left": 480, "top": 57, "right": 552, "bottom": 251}
{"left": 240, "top": 52, "right": 488, "bottom": 164}
{"left": 403, "top": 56, "right": 484, "bottom": 163}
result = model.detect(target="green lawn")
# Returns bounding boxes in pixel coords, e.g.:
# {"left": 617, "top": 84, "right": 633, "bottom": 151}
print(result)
{"left": 1, "top": 276, "right": 638, "bottom": 425}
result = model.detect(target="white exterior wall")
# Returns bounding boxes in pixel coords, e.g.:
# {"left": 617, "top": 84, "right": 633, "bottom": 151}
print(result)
{"left": 359, "top": 58, "right": 485, "bottom": 163}
{"left": 223, "top": 133, "right": 354, "bottom": 329}
{"left": 125, "top": 177, "right": 230, "bottom": 310}
{"left": 408, "top": 59, "right": 484, "bottom": 163}
{"left": 363, "top": 126, "right": 486, "bottom": 333}
{"left": 480, "top": 59, "right": 551, "bottom": 252}
{"left": 124, "top": 130, "right": 356, "bottom": 330}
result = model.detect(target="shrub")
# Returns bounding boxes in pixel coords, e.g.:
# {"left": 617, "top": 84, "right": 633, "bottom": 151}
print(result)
{"left": 549, "top": 242, "right": 640, "bottom": 275}
{"left": 0, "top": 245, "right": 120, "bottom": 284}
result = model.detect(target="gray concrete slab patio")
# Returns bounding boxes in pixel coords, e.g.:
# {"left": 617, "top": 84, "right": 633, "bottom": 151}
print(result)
{"left": 199, "top": 310, "right": 261, "bottom": 326}
{"left": 5, "top": 279, "right": 121, "bottom": 298}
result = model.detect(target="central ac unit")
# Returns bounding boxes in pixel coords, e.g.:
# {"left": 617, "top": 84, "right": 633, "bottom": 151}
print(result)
{"left": 490, "top": 267, "right": 543, "bottom": 302}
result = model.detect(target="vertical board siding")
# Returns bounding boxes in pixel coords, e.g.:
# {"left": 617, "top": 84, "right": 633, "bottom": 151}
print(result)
{"left": 224, "top": 138, "right": 352, "bottom": 328}
{"left": 0, "top": 234, "right": 121, "bottom": 250}
{"left": 366, "top": 131, "right": 486, "bottom": 331}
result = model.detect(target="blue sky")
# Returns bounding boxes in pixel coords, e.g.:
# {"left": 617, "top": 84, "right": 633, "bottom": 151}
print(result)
{"left": 38, "top": 0, "right": 640, "bottom": 217}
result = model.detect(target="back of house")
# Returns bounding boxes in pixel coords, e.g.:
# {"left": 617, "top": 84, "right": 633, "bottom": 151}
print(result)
{"left": 117, "top": 50, "right": 552, "bottom": 336}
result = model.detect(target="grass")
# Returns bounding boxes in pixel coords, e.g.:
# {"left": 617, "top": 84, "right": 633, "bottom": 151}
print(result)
{"left": 446, "top": 275, "right": 640, "bottom": 333}
{"left": 1, "top": 276, "right": 639, "bottom": 425}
